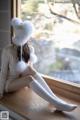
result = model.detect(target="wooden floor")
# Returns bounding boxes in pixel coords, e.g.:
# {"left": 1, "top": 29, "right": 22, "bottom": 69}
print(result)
{"left": 0, "top": 87, "right": 80, "bottom": 120}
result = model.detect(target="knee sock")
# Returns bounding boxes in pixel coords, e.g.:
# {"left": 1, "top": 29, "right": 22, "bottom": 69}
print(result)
{"left": 30, "top": 74, "right": 77, "bottom": 111}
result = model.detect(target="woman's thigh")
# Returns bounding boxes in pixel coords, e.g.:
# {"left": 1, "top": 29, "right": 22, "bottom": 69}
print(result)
{"left": 5, "top": 76, "right": 33, "bottom": 93}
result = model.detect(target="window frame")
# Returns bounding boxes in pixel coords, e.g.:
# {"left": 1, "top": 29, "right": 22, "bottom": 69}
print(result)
{"left": 43, "top": 74, "right": 80, "bottom": 102}
{"left": 11, "top": 0, "right": 80, "bottom": 101}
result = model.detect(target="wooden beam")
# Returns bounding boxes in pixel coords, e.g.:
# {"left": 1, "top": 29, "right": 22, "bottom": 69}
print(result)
{"left": 16, "top": 0, "right": 21, "bottom": 18}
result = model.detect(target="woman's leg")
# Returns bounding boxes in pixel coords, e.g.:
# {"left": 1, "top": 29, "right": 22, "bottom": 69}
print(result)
{"left": 25, "top": 68, "right": 77, "bottom": 111}
{"left": 33, "top": 73, "right": 67, "bottom": 103}
{"left": 5, "top": 73, "right": 77, "bottom": 111}
{"left": 33, "top": 72, "right": 57, "bottom": 98}
{"left": 23, "top": 66, "right": 55, "bottom": 97}
{"left": 5, "top": 76, "right": 33, "bottom": 92}
{"left": 30, "top": 79, "right": 77, "bottom": 111}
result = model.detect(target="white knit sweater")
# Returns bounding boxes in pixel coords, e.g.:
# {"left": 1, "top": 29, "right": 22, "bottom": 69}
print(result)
{"left": 0, "top": 45, "right": 30, "bottom": 95}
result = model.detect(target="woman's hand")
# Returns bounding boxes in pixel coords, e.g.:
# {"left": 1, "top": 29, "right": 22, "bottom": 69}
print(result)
{"left": 22, "top": 65, "right": 36, "bottom": 77}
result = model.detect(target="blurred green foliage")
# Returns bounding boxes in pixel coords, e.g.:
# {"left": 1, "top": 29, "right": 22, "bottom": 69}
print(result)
{"left": 49, "top": 59, "right": 64, "bottom": 70}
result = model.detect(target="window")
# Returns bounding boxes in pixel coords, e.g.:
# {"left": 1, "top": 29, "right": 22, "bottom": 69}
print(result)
{"left": 20, "top": 0, "right": 80, "bottom": 85}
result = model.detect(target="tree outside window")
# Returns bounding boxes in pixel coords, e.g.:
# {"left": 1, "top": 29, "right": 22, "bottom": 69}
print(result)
{"left": 21, "top": 0, "right": 80, "bottom": 84}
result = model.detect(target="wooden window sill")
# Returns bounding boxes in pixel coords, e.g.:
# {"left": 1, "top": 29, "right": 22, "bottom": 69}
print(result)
{"left": 0, "top": 75, "right": 80, "bottom": 120}
{"left": 0, "top": 87, "right": 79, "bottom": 120}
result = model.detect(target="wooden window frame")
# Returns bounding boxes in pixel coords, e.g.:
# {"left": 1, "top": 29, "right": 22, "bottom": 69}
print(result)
{"left": 11, "top": 0, "right": 80, "bottom": 102}
{"left": 42, "top": 74, "right": 80, "bottom": 102}
{"left": 10, "top": 0, "right": 21, "bottom": 43}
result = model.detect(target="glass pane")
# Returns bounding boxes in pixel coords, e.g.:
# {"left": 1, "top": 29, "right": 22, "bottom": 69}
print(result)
{"left": 21, "top": 0, "right": 80, "bottom": 84}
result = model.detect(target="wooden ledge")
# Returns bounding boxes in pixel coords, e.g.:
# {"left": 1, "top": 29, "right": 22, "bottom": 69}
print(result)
{"left": 0, "top": 87, "right": 80, "bottom": 120}
{"left": 42, "top": 75, "right": 80, "bottom": 102}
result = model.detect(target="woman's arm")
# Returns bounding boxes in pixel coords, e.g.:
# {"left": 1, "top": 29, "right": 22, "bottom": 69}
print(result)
{"left": 0, "top": 48, "right": 9, "bottom": 97}
{"left": 22, "top": 65, "right": 36, "bottom": 77}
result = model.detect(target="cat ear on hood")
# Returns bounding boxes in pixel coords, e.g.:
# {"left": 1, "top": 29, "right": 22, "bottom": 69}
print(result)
{"left": 11, "top": 17, "right": 22, "bottom": 28}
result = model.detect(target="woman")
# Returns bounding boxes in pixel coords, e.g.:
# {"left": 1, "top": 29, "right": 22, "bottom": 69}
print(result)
{"left": 0, "top": 18, "right": 77, "bottom": 111}
{"left": 0, "top": 43, "right": 36, "bottom": 93}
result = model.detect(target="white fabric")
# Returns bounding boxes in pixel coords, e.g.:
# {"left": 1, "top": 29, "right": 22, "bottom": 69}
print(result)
{"left": 11, "top": 17, "right": 37, "bottom": 71}
{"left": 11, "top": 18, "right": 34, "bottom": 46}
{"left": 30, "top": 53, "right": 38, "bottom": 64}
{"left": 15, "top": 46, "right": 38, "bottom": 73}
{"left": 15, "top": 60, "right": 29, "bottom": 73}
{"left": 33, "top": 73, "right": 69, "bottom": 103}
{"left": 29, "top": 46, "right": 37, "bottom": 63}
{"left": 0, "top": 45, "right": 35, "bottom": 94}
{"left": 30, "top": 80, "right": 77, "bottom": 111}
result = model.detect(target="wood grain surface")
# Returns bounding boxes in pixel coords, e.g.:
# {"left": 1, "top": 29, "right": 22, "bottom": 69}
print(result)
{"left": 0, "top": 87, "right": 80, "bottom": 120}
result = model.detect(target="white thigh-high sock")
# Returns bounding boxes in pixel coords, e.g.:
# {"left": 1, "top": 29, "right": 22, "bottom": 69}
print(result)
{"left": 33, "top": 73, "right": 70, "bottom": 103}
{"left": 33, "top": 73, "right": 57, "bottom": 97}
{"left": 30, "top": 78, "right": 77, "bottom": 111}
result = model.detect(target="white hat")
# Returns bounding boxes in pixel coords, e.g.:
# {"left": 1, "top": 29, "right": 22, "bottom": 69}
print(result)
{"left": 11, "top": 18, "right": 37, "bottom": 73}
{"left": 11, "top": 17, "right": 34, "bottom": 46}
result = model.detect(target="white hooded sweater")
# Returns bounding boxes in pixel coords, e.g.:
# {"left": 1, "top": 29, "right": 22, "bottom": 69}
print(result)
{"left": 0, "top": 44, "right": 33, "bottom": 95}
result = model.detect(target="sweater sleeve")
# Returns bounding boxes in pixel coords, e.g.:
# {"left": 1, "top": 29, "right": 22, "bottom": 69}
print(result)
{"left": 0, "top": 48, "right": 9, "bottom": 95}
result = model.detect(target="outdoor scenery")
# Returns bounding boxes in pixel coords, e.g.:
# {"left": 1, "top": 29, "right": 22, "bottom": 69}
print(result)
{"left": 21, "top": 0, "right": 80, "bottom": 84}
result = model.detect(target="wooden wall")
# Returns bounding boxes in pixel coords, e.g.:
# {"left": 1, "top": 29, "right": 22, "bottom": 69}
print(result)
{"left": 0, "top": 0, "right": 11, "bottom": 66}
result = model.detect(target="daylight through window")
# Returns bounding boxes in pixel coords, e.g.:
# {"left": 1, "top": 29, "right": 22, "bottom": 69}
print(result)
{"left": 21, "top": 0, "right": 80, "bottom": 84}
